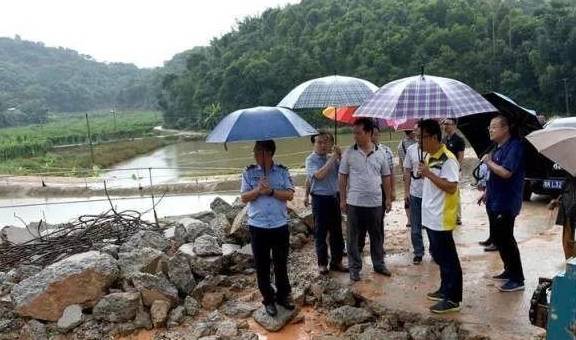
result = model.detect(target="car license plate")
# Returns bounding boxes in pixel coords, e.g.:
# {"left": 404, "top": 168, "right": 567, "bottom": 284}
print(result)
{"left": 544, "top": 180, "right": 564, "bottom": 189}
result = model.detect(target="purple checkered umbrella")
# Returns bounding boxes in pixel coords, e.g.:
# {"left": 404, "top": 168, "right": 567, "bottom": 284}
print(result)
{"left": 353, "top": 75, "right": 496, "bottom": 120}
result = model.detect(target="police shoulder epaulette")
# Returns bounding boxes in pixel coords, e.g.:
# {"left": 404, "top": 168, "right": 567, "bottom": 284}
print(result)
{"left": 245, "top": 164, "right": 257, "bottom": 170}
{"left": 277, "top": 164, "right": 289, "bottom": 170}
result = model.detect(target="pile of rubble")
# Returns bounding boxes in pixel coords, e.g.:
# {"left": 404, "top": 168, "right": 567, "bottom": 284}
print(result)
{"left": 0, "top": 197, "right": 488, "bottom": 340}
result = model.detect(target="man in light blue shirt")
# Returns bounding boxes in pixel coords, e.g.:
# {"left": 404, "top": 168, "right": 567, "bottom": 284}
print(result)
{"left": 304, "top": 131, "right": 346, "bottom": 275}
{"left": 240, "top": 140, "right": 295, "bottom": 317}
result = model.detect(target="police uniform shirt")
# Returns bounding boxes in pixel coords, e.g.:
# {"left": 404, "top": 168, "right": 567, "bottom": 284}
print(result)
{"left": 240, "top": 163, "right": 294, "bottom": 229}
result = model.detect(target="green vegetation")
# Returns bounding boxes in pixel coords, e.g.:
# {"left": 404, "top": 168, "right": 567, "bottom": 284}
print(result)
{"left": 159, "top": 0, "right": 576, "bottom": 129}
{"left": 0, "top": 137, "right": 174, "bottom": 176}
{"left": 0, "top": 37, "right": 158, "bottom": 127}
{"left": 0, "top": 110, "right": 162, "bottom": 163}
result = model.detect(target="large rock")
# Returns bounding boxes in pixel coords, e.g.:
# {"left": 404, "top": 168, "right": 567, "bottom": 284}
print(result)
{"left": 167, "top": 255, "right": 196, "bottom": 294}
{"left": 215, "top": 319, "right": 239, "bottom": 337}
{"left": 202, "top": 291, "right": 225, "bottom": 310}
{"left": 210, "top": 197, "right": 233, "bottom": 216}
{"left": 253, "top": 305, "right": 298, "bottom": 332}
{"left": 327, "top": 306, "right": 373, "bottom": 330}
{"left": 129, "top": 273, "right": 179, "bottom": 307}
{"left": 150, "top": 300, "right": 171, "bottom": 328}
{"left": 19, "top": 319, "right": 48, "bottom": 340}
{"left": 120, "top": 231, "right": 170, "bottom": 252}
{"left": 188, "top": 211, "right": 216, "bottom": 224}
{"left": 93, "top": 292, "right": 141, "bottom": 322}
{"left": 167, "top": 305, "right": 186, "bottom": 328}
{"left": 228, "top": 206, "right": 250, "bottom": 244}
{"left": 5, "top": 265, "right": 42, "bottom": 284}
{"left": 221, "top": 300, "right": 257, "bottom": 318}
{"left": 11, "top": 251, "right": 119, "bottom": 321}
{"left": 178, "top": 218, "right": 215, "bottom": 242}
{"left": 297, "top": 209, "right": 314, "bottom": 230}
{"left": 118, "top": 247, "right": 165, "bottom": 277}
{"left": 194, "top": 234, "right": 223, "bottom": 256}
{"left": 177, "top": 243, "right": 223, "bottom": 277}
{"left": 56, "top": 304, "right": 83, "bottom": 332}
{"left": 210, "top": 214, "right": 230, "bottom": 242}
{"left": 184, "top": 296, "right": 201, "bottom": 317}
{"left": 408, "top": 325, "right": 434, "bottom": 340}
{"left": 289, "top": 218, "right": 310, "bottom": 235}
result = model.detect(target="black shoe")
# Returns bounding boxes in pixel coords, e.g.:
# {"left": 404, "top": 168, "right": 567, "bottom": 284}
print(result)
{"left": 426, "top": 290, "right": 444, "bottom": 301}
{"left": 484, "top": 244, "right": 498, "bottom": 252}
{"left": 492, "top": 271, "right": 511, "bottom": 281}
{"left": 430, "top": 300, "right": 461, "bottom": 314}
{"left": 350, "top": 272, "right": 360, "bottom": 282}
{"left": 264, "top": 303, "right": 277, "bottom": 316}
{"left": 413, "top": 256, "right": 423, "bottom": 265}
{"left": 277, "top": 298, "right": 295, "bottom": 310}
{"left": 374, "top": 267, "right": 392, "bottom": 277}
{"left": 478, "top": 239, "right": 491, "bottom": 246}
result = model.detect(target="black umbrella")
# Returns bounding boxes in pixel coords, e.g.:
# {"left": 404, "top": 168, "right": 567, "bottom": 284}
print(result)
{"left": 457, "top": 92, "right": 544, "bottom": 180}
{"left": 458, "top": 92, "right": 542, "bottom": 157}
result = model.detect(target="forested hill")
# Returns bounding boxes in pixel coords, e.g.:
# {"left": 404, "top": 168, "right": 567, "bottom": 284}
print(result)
{"left": 159, "top": 0, "right": 576, "bottom": 130}
{"left": 0, "top": 37, "right": 156, "bottom": 127}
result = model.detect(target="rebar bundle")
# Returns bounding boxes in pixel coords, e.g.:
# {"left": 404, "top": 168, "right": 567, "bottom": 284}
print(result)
{"left": 0, "top": 209, "right": 160, "bottom": 272}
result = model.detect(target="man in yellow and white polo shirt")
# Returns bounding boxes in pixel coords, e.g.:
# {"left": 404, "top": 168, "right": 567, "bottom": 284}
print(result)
{"left": 417, "top": 119, "right": 462, "bottom": 314}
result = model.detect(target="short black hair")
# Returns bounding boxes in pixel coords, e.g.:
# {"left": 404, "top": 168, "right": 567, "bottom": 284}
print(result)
{"left": 419, "top": 119, "right": 442, "bottom": 142}
{"left": 353, "top": 117, "right": 375, "bottom": 134}
{"left": 493, "top": 114, "right": 518, "bottom": 137}
{"left": 311, "top": 130, "right": 334, "bottom": 144}
{"left": 254, "top": 140, "right": 276, "bottom": 156}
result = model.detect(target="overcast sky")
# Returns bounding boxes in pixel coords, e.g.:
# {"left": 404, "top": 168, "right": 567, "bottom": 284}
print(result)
{"left": 0, "top": 0, "right": 300, "bottom": 68}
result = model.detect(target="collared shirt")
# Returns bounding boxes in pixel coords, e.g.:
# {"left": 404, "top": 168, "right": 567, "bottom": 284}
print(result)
{"left": 422, "top": 144, "right": 460, "bottom": 231}
{"left": 240, "top": 163, "right": 294, "bottom": 229}
{"left": 403, "top": 143, "right": 424, "bottom": 198}
{"left": 486, "top": 138, "right": 525, "bottom": 216}
{"left": 339, "top": 144, "right": 391, "bottom": 207}
{"left": 442, "top": 133, "right": 465, "bottom": 159}
{"left": 305, "top": 152, "right": 339, "bottom": 196}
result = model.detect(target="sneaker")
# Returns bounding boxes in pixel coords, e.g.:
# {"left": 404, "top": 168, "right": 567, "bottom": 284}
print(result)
{"left": 426, "top": 290, "right": 444, "bottom": 301}
{"left": 492, "top": 271, "right": 511, "bottom": 281}
{"left": 430, "top": 300, "right": 461, "bottom": 314}
{"left": 374, "top": 267, "right": 392, "bottom": 277}
{"left": 484, "top": 244, "right": 498, "bottom": 252}
{"left": 318, "top": 265, "right": 329, "bottom": 275}
{"left": 413, "top": 256, "right": 423, "bottom": 265}
{"left": 350, "top": 272, "right": 360, "bottom": 282}
{"left": 498, "top": 280, "right": 525, "bottom": 292}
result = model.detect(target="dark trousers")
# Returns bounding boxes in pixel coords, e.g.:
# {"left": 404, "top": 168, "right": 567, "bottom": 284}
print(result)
{"left": 426, "top": 227, "right": 463, "bottom": 303}
{"left": 249, "top": 225, "right": 291, "bottom": 305}
{"left": 311, "top": 194, "right": 344, "bottom": 267}
{"left": 488, "top": 211, "right": 525, "bottom": 283}
{"left": 347, "top": 205, "right": 385, "bottom": 273}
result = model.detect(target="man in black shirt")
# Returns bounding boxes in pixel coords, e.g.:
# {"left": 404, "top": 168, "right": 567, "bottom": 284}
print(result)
{"left": 442, "top": 118, "right": 465, "bottom": 225}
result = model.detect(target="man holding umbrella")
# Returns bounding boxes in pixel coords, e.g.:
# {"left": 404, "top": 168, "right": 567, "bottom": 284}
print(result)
{"left": 480, "top": 115, "right": 525, "bottom": 292}
{"left": 339, "top": 118, "right": 393, "bottom": 281}
{"left": 241, "top": 140, "right": 296, "bottom": 316}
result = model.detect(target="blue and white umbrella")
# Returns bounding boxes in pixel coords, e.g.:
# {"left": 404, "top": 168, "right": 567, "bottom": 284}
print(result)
{"left": 206, "top": 106, "right": 317, "bottom": 143}
{"left": 278, "top": 75, "right": 378, "bottom": 109}
{"left": 354, "top": 74, "right": 496, "bottom": 120}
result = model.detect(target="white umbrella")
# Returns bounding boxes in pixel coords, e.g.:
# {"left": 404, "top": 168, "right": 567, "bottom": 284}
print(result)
{"left": 526, "top": 127, "right": 576, "bottom": 176}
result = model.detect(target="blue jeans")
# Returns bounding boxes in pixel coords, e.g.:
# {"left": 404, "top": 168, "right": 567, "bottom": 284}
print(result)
{"left": 426, "top": 227, "right": 463, "bottom": 303}
{"left": 410, "top": 195, "right": 424, "bottom": 257}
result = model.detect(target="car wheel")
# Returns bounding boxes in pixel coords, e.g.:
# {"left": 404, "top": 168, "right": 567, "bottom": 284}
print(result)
{"left": 523, "top": 181, "right": 532, "bottom": 201}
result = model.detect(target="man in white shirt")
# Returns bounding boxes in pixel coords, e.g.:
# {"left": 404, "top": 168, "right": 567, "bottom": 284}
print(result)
{"left": 418, "top": 119, "right": 462, "bottom": 314}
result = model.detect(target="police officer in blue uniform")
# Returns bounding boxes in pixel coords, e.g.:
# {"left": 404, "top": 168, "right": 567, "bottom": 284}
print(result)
{"left": 240, "top": 140, "right": 295, "bottom": 316}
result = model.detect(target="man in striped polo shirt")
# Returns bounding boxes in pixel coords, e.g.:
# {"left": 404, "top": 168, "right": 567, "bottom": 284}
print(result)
{"left": 417, "top": 119, "right": 463, "bottom": 314}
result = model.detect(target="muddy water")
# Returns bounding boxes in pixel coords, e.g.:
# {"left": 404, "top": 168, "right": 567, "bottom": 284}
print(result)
{"left": 100, "top": 134, "right": 402, "bottom": 188}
